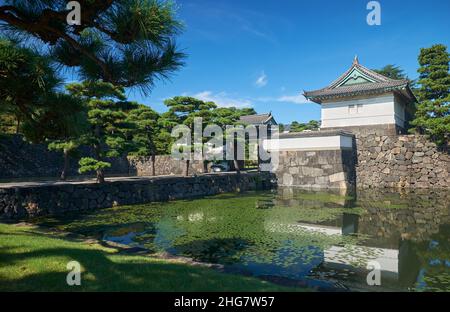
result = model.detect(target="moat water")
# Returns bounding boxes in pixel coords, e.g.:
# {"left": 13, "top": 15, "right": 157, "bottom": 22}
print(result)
{"left": 36, "top": 188, "right": 450, "bottom": 291}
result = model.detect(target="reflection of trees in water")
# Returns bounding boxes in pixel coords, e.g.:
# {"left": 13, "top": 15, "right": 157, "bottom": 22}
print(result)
{"left": 355, "top": 189, "right": 450, "bottom": 244}
{"left": 34, "top": 188, "right": 450, "bottom": 291}
{"left": 271, "top": 188, "right": 450, "bottom": 291}
{"left": 410, "top": 225, "right": 450, "bottom": 292}
{"left": 162, "top": 192, "right": 364, "bottom": 268}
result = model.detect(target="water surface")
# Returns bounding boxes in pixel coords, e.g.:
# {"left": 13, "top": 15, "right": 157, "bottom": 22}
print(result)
{"left": 35, "top": 188, "right": 450, "bottom": 291}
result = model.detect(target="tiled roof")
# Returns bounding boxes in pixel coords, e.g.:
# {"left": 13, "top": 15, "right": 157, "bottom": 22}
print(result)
{"left": 305, "top": 80, "right": 409, "bottom": 99}
{"left": 304, "top": 57, "right": 416, "bottom": 103}
{"left": 279, "top": 129, "right": 354, "bottom": 139}
{"left": 239, "top": 113, "right": 275, "bottom": 125}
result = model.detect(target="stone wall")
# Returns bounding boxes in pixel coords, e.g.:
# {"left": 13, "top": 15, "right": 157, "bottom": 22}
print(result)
{"left": 0, "top": 135, "right": 129, "bottom": 180}
{"left": 275, "top": 149, "right": 356, "bottom": 189}
{"left": 0, "top": 135, "right": 211, "bottom": 180}
{"left": 323, "top": 124, "right": 405, "bottom": 137}
{"left": 128, "top": 155, "right": 211, "bottom": 176}
{"left": 0, "top": 172, "right": 274, "bottom": 219}
{"left": 356, "top": 134, "right": 449, "bottom": 188}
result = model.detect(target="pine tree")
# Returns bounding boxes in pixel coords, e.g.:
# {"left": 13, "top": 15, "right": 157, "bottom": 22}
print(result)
{"left": 374, "top": 64, "right": 417, "bottom": 89}
{"left": 164, "top": 96, "right": 217, "bottom": 176}
{"left": 127, "top": 105, "right": 162, "bottom": 176}
{"left": 0, "top": 0, "right": 185, "bottom": 93}
{"left": 47, "top": 107, "right": 89, "bottom": 181}
{"left": 0, "top": 39, "right": 83, "bottom": 142}
{"left": 214, "top": 108, "right": 258, "bottom": 173}
{"left": 67, "top": 80, "right": 138, "bottom": 183}
{"left": 373, "top": 65, "right": 408, "bottom": 80}
{"left": 410, "top": 44, "right": 450, "bottom": 146}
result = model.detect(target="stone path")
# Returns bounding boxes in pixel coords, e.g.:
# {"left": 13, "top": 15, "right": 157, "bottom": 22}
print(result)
{"left": 0, "top": 171, "right": 252, "bottom": 189}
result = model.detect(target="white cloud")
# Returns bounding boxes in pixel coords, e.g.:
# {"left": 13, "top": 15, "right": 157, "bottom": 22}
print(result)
{"left": 276, "top": 94, "right": 311, "bottom": 104}
{"left": 255, "top": 94, "right": 311, "bottom": 105}
{"left": 181, "top": 90, "right": 309, "bottom": 109}
{"left": 191, "top": 91, "right": 253, "bottom": 108}
{"left": 255, "top": 72, "right": 268, "bottom": 87}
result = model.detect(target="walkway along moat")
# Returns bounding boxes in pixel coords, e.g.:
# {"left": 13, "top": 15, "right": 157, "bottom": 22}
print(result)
{"left": 0, "top": 172, "right": 274, "bottom": 219}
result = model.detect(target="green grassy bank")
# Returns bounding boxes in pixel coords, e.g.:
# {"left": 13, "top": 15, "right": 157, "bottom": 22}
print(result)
{"left": 0, "top": 223, "right": 296, "bottom": 292}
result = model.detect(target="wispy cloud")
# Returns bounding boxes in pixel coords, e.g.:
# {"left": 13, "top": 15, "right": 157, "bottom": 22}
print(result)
{"left": 181, "top": 90, "right": 309, "bottom": 109}
{"left": 277, "top": 94, "right": 311, "bottom": 104}
{"left": 189, "top": 91, "right": 253, "bottom": 108}
{"left": 185, "top": 3, "right": 278, "bottom": 44}
{"left": 256, "top": 94, "right": 311, "bottom": 105}
{"left": 255, "top": 71, "right": 268, "bottom": 88}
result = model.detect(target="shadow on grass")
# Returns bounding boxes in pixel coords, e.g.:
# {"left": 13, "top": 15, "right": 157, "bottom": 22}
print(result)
{"left": 0, "top": 227, "right": 288, "bottom": 292}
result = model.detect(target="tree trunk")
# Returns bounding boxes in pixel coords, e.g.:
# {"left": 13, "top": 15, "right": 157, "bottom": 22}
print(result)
{"left": 96, "top": 169, "right": 105, "bottom": 183}
{"left": 60, "top": 148, "right": 69, "bottom": 180}
{"left": 233, "top": 138, "right": 241, "bottom": 175}
{"left": 93, "top": 136, "right": 105, "bottom": 183}
{"left": 233, "top": 159, "right": 241, "bottom": 175}
{"left": 203, "top": 160, "right": 209, "bottom": 174}
{"left": 16, "top": 117, "right": 21, "bottom": 134}
{"left": 151, "top": 154, "right": 156, "bottom": 176}
{"left": 185, "top": 159, "right": 190, "bottom": 176}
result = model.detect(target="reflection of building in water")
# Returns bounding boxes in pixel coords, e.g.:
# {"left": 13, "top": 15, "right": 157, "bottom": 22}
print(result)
{"left": 266, "top": 218, "right": 399, "bottom": 282}
{"left": 266, "top": 213, "right": 421, "bottom": 289}
{"left": 355, "top": 189, "right": 450, "bottom": 243}
{"left": 268, "top": 188, "right": 450, "bottom": 288}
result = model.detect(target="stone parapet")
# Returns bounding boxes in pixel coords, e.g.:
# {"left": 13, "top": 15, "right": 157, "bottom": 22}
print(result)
{"left": 0, "top": 172, "right": 274, "bottom": 219}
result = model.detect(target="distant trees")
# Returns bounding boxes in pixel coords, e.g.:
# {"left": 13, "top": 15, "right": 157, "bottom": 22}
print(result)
{"left": 373, "top": 64, "right": 417, "bottom": 90}
{"left": 410, "top": 44, "right": 450, "bottom": 146}
{"left": 289, "top": 120, "right": 320, "bottom": 132}
{"left": 373, "top": 64, "right": 408, "bottom": 80}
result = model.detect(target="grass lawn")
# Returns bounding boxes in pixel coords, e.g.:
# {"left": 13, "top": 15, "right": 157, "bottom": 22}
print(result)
{"left": 0, "top": 223, "right": 298, "bottom": 292}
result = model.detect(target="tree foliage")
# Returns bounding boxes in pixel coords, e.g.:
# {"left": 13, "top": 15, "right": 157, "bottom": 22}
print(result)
{"left": 163, "top": 96, "right": 217, "bottom": 175}
{"left": 164, "top": 96, "right": 217, "bottom": 126}
{"left": 373, "top": 64, "right": 408, "bottom": 80}
{"left": 67, "top": 80, "right": 138, "bottom": 182}
{"left": 410, "top": 44, "right": 450, "bottom": 146}
{"left": 373, "top": 64, "right": 417, "bottom": 89}
{"left": 46, "top": 108, "right": 89, "bottom": 180}
{"left": 0, "top": 38, "right": 84, "bottom": 142}
{"left": 212, "top": 107, "right": 256, "bottom": 128}
{"left": 0, "top": 0, "right": 185, "bottom": 93}
{"left": 289, "top": 120, "right": 320, "bottom": 133}
{"left": 78, "top": 157, "right": 111, "bottom": 174}
{"left": 127, "top": 105, "right": 161, "bottom": 157}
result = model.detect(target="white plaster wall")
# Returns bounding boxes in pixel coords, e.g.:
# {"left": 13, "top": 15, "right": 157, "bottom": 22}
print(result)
{"left": 321, "top": 94, "right": 397, "bottom": 128}
{"left": 393, "top": 95, "right": 406, "bottom": 128}
{"left": 263, "top": 135, "right": 353, "bottom": 151}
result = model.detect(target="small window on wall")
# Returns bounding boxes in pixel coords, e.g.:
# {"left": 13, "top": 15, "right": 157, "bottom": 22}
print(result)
{"left": 348, "top": 104, "right": 357, "bottom": 114}
{"left": 357, "top": 104, "right": 363, "bottom": 113}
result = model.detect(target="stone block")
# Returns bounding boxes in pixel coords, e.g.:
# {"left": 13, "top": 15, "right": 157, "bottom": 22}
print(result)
{"left": 282, "top": 173, "right": 294, "bottom": 186}
{"left": 329, "top": 172, "right": 346, "bottom": 183}
{"left": 392, "top": 147, "right": 401, "bottom": 154}
{"left": 315, "top": 176, "right": 329, "bottom": 184}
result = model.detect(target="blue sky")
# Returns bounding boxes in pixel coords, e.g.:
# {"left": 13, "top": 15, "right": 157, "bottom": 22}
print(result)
{"left": 127, "top": 0, "right": 450, "bottom": 124}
